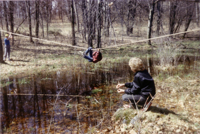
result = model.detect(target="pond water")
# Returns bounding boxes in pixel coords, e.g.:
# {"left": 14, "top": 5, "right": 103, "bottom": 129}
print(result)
{"left": 1, "top": 61, "right": 134, "bottom": 133}
{"left": 1, "top": 55, "right": 199, "bottom": 133}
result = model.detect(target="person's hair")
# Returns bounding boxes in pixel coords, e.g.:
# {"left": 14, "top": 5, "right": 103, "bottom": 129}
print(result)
{"left": 129, "top": 57, "right": 145, "bottom": 73}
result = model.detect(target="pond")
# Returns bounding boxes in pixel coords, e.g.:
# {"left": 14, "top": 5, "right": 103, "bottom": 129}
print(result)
{"left": 1, "top": 61, "right": 134, "bottom": 133}
{"left": 1, "top": 55, "right": 199, "bottom": 133}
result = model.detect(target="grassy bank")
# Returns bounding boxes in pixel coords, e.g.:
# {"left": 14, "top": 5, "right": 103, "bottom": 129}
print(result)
{"left": 99, "top": 62, "right": 200, "bottom": 133}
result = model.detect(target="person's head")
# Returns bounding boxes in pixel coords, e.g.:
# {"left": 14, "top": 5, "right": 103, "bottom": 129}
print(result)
{"left": 5, "top": 34, "right": 9, "bottom": 38}
{"left": 129, "top": 57, "right": 145, "bottom": 73}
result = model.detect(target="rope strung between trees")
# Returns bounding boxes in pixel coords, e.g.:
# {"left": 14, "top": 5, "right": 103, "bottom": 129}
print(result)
{"left": 0, "top": 29, "right": 87, "bottom": 50}
{"left": 104, "top": 28, "right": 200, "bottom": 49}
{"left": 1, "top": 28, "right": 200, "bottom": 50}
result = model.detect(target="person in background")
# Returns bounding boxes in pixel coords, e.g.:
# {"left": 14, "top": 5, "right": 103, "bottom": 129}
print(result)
{"left": 4, "top": 33, "right": 12, "bottom": 61}
{"left": 116, "top": 57, "right": 156, "bottom": 109}
{"left": 82, "top": 47, "right": 102, "bottom": 63}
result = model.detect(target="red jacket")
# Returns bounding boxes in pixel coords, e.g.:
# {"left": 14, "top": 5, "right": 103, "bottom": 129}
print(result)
{"left": 92, "top": 51, "right": 102, "bottom": 63}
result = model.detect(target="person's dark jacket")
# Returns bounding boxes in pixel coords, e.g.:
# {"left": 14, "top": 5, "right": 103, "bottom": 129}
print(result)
{"left": 124, "top": 70, "right": 156, "bottom": 97}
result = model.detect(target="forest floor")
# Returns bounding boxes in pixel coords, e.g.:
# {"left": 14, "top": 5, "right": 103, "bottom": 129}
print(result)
{"left": 1, "top": 22, "right": 200, "bottom": 133}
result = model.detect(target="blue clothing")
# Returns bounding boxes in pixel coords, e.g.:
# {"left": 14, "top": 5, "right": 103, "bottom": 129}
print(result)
{"left": 84, "top": 47, "right": 93, "bottom": 62}
{"left": 4, "top": 38, "right": 10, "bottom": 46}
{"left": 4, "top": 38, "right": 11, "bottom": 60}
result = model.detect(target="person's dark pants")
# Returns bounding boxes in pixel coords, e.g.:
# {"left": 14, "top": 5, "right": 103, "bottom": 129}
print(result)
{"left": 83, "top": 47, "right": 93, "bottom": 62}
{"left": 122, "top": 94, "right": 148, "bottom": 108}
{"left": 4, "top": 45, "right": 10, "bottom": 60}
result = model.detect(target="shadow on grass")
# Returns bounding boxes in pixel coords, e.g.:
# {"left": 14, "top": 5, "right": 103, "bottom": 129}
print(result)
{"left": 148, "top": 106, "right": 177, "bottom": 115}
{"left": 0, "top": 61, "right": 7, "bottom": 64}
{"left": 148, "top": 106, "right": 195, "bottom": 125}
{"left": 10, "top": 59, "right": 29, "bottom": 62}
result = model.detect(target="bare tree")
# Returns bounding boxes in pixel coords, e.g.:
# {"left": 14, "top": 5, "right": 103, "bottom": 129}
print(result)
{"left": 183, "top": 3, "right": 195, "bottom": 38}
{"left": 3, "top": 1, "right": 9, "bottom": 31}
{"left": 126, "top": 0, "right": 137, "bottom": 35}
{"left": 26, "top": 0, "right": 33, "bottom": 42}
{"left": 40, "top": 7, "right": 45, "bottom": 38}
{"left": 71, "top": 0, "right": 76, "bottom": 45}
{"left": 9, "top": 1, "right": 14, "bottom": 46}
{"left": 81, "top": 0, "right": 87, "bottom": 41}
{"left": 104, "top": 1, "right": 110, "bottom": 37}
{"left": 147, "top": 0, "right": 156, "bottom": 45}
{"left": 87, "top": 0, "right": 96, "bottom": 47}
{"left": 0, "top": 31, "right": 3, "bottom": 63}
{"left": 169, "top": 1, "right": 177, "bottom": 34}
{"left": 196, "top": 2, "right": 200, "bottom": 27}
{"left": 97, "top": 0, "right": 103, "bottom": 48}
{"left": 35, "top": 0, "right": 39, "bottom": 38}
{"left": 74, "top": 0, "right": 80, "bottom": 32}
{"left": 0, "top": 2, "right": 4, "bottom": 29}
{"left": 156, "top": 1, "right": 163, "bottom": 35}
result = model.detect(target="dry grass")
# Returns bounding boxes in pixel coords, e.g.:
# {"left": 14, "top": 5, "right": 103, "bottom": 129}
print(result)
{"left": 102, "top": 73, "right": 200, "bottom": 133}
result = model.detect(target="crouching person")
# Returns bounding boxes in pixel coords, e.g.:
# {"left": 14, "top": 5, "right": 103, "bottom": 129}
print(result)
{"left": 116, "top": 57, "right": 156, "bottom": 109}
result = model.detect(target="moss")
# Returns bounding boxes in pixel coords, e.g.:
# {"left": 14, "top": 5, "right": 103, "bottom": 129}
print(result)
{"left": 112, "top": 108, "right": 137, "bottom": 124}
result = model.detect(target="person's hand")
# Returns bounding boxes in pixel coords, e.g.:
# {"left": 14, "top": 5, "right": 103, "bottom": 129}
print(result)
{"left": 117, "top": 89, "right": 125, "bottom": 94}
{"left": 116, "top": 83, "right": 125, "bottom": 89}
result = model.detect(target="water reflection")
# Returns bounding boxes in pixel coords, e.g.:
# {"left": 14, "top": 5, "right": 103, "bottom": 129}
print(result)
{"left": 1, "top": 62, "right": 131, "bottom": 133}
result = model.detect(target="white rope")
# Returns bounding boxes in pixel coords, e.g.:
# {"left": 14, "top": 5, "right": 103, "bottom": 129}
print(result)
{"left": 0, "top": 29, "right": 87, "bottom": 50}
{"left": 1, "top": 28, "right": 200, "bottom": 50}
{"left": 103, "top": 28, "right": 200, "bottom": 49}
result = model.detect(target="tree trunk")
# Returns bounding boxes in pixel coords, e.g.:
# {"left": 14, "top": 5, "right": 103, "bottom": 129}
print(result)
{"left": 71, "top": 0, "right": 76, "bottom": 45}
{"left": 183, "top": 3, "right": 195, "bottom": 38}
{"left": 87, "top": 0, "right": 95, "bottom": 47}
{"left": 126, "top": 0, "right": 136, "bottom": 36}
{"left": 196, "top": 3, "right": 199, "bottom": 27}
{"left": 105, "top": 2, "right": 110, "bottom": 37}
{"left": 46, "top": 1, "right": 49, "bottom": 39}
{"left": 61, "top": 0, "right": 64, "bottom": 22}
{"left": 27, "top": 1, "right": 33, "bottom": 42}
{"left": 3, "top": 1, "right": 9, "bottom": 31}
{"left": 74, "top": 0, "right": 80, "bottom": 32}
{"left": 156, "top": 1, "right": 162, "bottom": 35}
{"left": 0, "top": 31, "right": 3, "bottom": 63}
{"left": 81, "top": 0, "right": 87, "bottom": 41}
{"left": 35, "top": 0, "right": 39, "bottom": 38}
{"left": 169, "top": 1, "right": 177, "bottom": 34}
{"left": 147, "top": 0, "right": 155, "bottom": 45}
{"left": 40, "top": 11, "right": 44, "bottom": 38}
{"left": 97, "top": 0, "right": 103, "bottom": 48}
{"left": 9, "top": 1, "right": 14, "bottom": 46}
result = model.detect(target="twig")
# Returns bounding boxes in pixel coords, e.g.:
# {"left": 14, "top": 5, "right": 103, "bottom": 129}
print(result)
{"left": 47, "top": 83, "right": 71, "bottom": 134}
{"left": 75, "top": 103, "right": 81, "bottom": 132}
